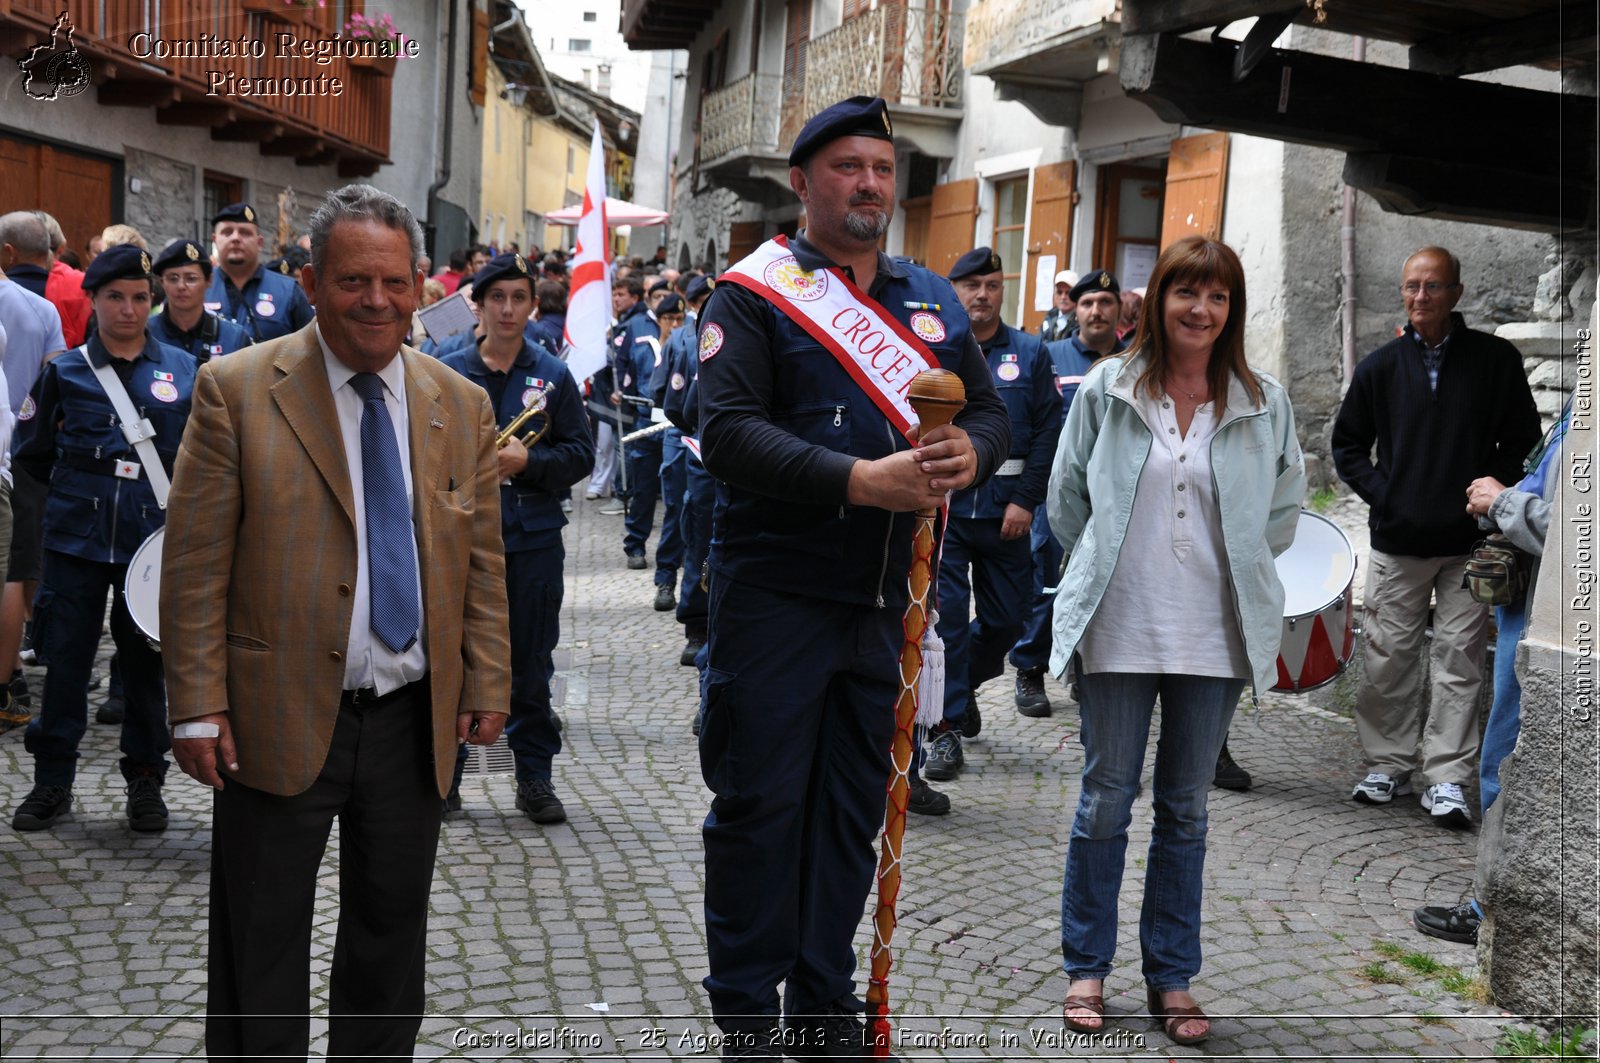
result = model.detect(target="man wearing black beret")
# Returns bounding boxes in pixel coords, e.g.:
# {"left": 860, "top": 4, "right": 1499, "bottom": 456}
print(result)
{"left": 914, "top": 248, "right": 1060, "bottom": 808}
{"left": 151, "top": 239, "right": 252, "bottom": 364}
{"left": 694, "top": 95, "right": 1011, "bottom": 1055}
{"left": 203, "top": 202, "right": 315, "bottom": 344}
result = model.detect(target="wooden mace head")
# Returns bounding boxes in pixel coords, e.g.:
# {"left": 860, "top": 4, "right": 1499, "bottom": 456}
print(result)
{"left": 908, "top": 368, "right": 966, "bottom": 436}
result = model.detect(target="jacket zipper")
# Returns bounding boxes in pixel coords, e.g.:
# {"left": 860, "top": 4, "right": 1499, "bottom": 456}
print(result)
{"left": 873, "top": 419, "right": 898, "bottom": 607}
{"left": 1209, "top": 404, "right": 1270, "bottom": 707}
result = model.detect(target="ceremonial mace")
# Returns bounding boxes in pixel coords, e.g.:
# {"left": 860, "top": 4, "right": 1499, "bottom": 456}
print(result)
{"left": 866, "top": 368, "right": 965, "bottom": 1057}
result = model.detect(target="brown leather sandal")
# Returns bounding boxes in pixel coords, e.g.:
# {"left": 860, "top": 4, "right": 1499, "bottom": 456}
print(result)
{"left": 1146, "top": 985, "right": 1210, "bottom": 1045}
{"left": 1062, "top": 992, "right": 1105, "bottom": 1033}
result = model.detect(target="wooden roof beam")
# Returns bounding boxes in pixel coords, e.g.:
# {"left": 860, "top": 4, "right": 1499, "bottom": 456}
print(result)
{"left": 1410, "top": 2, "right": 1597, "bottom": 76}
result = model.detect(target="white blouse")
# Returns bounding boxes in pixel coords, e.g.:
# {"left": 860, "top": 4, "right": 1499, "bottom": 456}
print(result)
{"left": 1076, "top": 386, "right": 1251, "bottom": 679}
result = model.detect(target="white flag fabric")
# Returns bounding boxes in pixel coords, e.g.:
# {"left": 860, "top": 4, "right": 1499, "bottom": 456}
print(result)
{"left": 562, "top": 119, "right": 611, "bottom": 385}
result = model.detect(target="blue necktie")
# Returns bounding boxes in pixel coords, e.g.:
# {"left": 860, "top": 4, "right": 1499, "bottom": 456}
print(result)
{"left": 349, "top": 372, "right": 420, "bottom": 653}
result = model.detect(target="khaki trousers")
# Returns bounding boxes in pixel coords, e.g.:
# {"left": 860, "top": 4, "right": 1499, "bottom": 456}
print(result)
{"left": 1355, "top": 549, "right": 1488, "bottom": 787}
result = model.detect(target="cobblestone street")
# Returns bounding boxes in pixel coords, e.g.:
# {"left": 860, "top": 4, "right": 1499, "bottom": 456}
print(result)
{"left": 1, "top": 486, "right": 1522, "bottom": 1060}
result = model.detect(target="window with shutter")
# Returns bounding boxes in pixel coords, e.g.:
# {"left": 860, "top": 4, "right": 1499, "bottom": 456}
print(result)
{"left": 779, "top": 0, "right": 813, "bottom": 147}
{"left": 1159, "top": 132, "right": 1230, "bottom": 247}
{"left": 924, "top": 178, "right": 979, "bottom": 277}
{"left": 1021, "top": 161, "right": 1076, "bottom": 333}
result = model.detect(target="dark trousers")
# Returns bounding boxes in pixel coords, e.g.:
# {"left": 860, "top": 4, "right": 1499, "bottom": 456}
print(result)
{"left": 455, "top": 542, "right": 563, "bottom": 790}
{"left": 207, "top": 681, "right": 442, "bottom": 1063}
{"left": 656, "top": 433, "right": 687, "bottom": 586}
{"left": 700, "top": 579, "right": 900, "bottom": 1024}
{"left": 1010, "top": 508, "right": 1065, "bottom": 673}
{"left": 622, "top": 435, "right": 663, "bottom": 558}
{"left": 935, "top": 516, "right": 1033, "bottom": 719}
{"left": 25, "top": 549, "right": 167, "bottom": 787}
{"left": 675, "top": 459, "right": 715, "bottom": 640}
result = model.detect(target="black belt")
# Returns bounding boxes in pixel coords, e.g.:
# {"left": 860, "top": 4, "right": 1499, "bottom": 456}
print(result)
{"left": 341, "top": 678, "right": 425, "bottom": 709}
{"left": 56, "top": 452, "right": 166, "bottom": 480}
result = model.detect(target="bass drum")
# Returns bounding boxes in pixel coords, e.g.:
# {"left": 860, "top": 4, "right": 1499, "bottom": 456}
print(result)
{"left": 124, "top": 527, "right": 163, "bottom": 651}
{"left": 1272, "top": 510, "right": 1356, "bottom": 692}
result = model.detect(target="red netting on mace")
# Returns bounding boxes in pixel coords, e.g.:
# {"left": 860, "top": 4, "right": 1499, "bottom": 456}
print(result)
{"left": 867, "top": 368, "right": 965, "bottom": 1057}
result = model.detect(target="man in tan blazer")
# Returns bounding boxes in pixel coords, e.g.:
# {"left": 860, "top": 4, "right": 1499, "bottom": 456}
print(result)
{"left": 161, "top": 184, "right": 511, "bottom": 1062}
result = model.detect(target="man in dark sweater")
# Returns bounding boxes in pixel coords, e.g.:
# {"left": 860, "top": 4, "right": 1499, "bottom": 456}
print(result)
{"left": 1331, "top": 246, "right": 1540, "bottom": 829}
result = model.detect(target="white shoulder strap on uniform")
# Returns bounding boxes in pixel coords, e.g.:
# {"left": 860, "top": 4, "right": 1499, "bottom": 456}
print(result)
{"left": 86, "top": 354, "right": 171, "bottom": 509}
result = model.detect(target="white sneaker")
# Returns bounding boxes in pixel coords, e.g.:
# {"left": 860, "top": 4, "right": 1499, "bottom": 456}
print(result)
{"left": 1351, "top": 772, "right": 1412, "bottom": 804}
{"left": 1421, "top": 782, "right": 1472, "bottom": 828}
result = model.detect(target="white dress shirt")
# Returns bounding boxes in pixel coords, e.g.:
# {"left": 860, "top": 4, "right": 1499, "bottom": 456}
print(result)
{"left": 317, "top": 325, "right": 428, "bottom": 694}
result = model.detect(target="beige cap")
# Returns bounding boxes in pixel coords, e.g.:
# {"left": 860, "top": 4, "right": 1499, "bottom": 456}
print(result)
{"left": 1053, "top": 269, "right": 1079, "bottom": 288}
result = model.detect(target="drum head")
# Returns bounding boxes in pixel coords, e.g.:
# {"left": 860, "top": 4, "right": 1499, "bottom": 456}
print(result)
{"left": 125, "top": 527, "right": 163, "bottom": 647}
{"left": 1275, "top": 510, "right": 1356, "bottom": 618}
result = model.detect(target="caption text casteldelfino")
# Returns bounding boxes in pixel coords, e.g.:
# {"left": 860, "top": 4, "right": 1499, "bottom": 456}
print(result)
{"left": 126, "top": 30, "right": 421, "bottom": 97}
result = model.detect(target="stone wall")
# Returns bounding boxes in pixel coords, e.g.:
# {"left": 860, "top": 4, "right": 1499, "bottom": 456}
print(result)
{"left": 120, "top": 148, "right": 195, "bottom": 249}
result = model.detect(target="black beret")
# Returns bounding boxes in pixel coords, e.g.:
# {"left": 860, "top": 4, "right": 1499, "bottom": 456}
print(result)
{"left": 82, "top": 244, "right": 153, "bottom": 292}
{"left": 949, "top": 246, "right": 1003, "bottom": 282}
{"left": 685, "top": 275, "right": 715, "bottom": 304}
{"left": 647, "top": 278, "right": 671, "bottom": 295}
{"left": 469, "top": 252, "right": 535, "bottom": 301}
{"left": 1070, "top": 269, "right": 1121, "bottom": 302}
{"left": 211, "top": 202, "right": 258, "bottom": 227}
{"left": 788, "top": 96, "right": 894, "bottom": 168}
{"left": 655, "top": 294, "right": 684, "bottom": 316}
{"left": 152, "top": 238, "right": 211, "bottom": 278}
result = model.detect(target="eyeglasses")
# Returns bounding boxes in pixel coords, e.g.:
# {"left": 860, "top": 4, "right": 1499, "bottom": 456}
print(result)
{"left": 1401, "top": 281, "right": 1459, "bottom": 296}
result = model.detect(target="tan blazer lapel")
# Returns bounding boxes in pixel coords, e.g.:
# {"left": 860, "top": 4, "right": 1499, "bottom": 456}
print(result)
{"left": 270, "top": 336, "right": 356, "bottom": 527}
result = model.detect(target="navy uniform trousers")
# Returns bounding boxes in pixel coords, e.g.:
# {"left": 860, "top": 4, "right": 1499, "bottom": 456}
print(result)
{"left": 936, "top": 515, "right": 1033, "bottom": 716}
{"left": 27, "top": 551, "right": 167, "bottom": 787}
{"left": 700, "top": 578, "right": 900, "bottom": 1025}
{"left": 654, "top": 430, "right": 688, "bottom": 588}
{"left": 454, "top": 534, "right": 563, "bottom": 789}
{"left": 1008, "top": 510, "right": 1064, "bottom": 674}
{"left": 675, "top": 456, "right": 715, "bottom": 639}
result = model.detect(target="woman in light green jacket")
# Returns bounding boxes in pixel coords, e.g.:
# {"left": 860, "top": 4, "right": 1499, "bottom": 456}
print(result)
{"left": 1048, "top": 236, "right": 1305, "bottom": 1045}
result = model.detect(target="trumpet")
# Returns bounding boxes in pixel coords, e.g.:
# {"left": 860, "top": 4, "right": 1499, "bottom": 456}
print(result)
{"left": 496, "top": 384, "right": 554, "bottom": 449}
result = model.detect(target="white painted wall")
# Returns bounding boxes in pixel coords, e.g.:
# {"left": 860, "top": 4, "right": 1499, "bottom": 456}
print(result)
{"left": 522, "top": 0, "right": 651, "bottom": 112}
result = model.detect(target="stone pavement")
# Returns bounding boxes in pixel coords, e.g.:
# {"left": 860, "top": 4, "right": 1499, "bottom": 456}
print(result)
{"left": 0, "top": 486, "right": 1525, "bottom": 1060}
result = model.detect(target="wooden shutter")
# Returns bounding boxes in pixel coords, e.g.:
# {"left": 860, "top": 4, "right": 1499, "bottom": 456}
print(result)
{"left": 924, "top": 178, "right": 978, "bottom": 278}
{"left": 779, "top": 0, "right": 812, "bottom": 147}
{"left": 727, "top": 221, "right": 765, "bottom": 265}
{"left": 1021, "top": 160, "right": 1076, "bottom": 332}
{"left": 1159, "top": 132, "right": 1229, "bottom": 247}
{"left": 469, "top": 7, "right": 489, "bottom": 108}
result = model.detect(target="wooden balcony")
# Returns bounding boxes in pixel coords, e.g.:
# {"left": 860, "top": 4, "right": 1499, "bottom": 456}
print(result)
{"left": 1, "top": 0, "right": 391, "bottom": 175}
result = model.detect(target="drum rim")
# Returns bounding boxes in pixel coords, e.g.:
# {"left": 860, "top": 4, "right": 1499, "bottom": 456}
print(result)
{"left": 124, "top": 526, "right": 164, "bottom": 645}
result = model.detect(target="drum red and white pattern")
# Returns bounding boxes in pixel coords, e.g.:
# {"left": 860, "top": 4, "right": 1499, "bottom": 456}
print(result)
{"left": 1272, "top": 510, "right": 1357, "bottom": 692}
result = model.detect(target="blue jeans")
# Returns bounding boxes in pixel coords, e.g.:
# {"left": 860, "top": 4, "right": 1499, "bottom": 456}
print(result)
{"left": 1480, "top": 602, "right": 1525, "bottom": 814}
{"left": 1062, "top": 671, "right": 1243, "bottom": 990}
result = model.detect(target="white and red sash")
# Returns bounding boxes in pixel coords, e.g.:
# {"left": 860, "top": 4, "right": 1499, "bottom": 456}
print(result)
{"left": 719, "top": 237, "right": 939, "bottom": 443}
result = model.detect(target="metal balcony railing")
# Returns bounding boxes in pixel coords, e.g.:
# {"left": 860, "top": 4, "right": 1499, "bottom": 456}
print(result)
{"left": 700, "top": 72, "right": 782, "bottom": 165}
{"left": 804, "top": 5, "right": 964, "bottom": 116}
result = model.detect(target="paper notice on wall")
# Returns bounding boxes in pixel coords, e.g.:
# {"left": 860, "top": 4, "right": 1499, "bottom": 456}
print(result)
{"left": 1033, "top": 254, "right": 1058, "bottom": 312}
{"left": 1120, "top": 244, "right": 1159, "bottom": 292}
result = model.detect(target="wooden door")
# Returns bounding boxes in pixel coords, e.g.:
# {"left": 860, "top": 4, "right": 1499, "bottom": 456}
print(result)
{"left": 924, "top": 178, "right": 977, "bottom": 277}
{"left": 0, "top": 136, "right": 114, "bottom": 259}
{"left": 1160, "top": 132, "right": 1230, "bottom": 247}
{"left": 1021, "top": 160, "right": 1075, "bottom": 333}
{"left": 727, "top": 221, "right": 765, "bottom": 266}
{"left": 900, "top": 194, "right": 930, "bottom": 265}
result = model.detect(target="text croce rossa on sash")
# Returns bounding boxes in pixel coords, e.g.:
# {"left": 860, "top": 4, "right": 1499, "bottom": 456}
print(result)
{"left": 718, "top": 237, "right": 942, "bottom": 442}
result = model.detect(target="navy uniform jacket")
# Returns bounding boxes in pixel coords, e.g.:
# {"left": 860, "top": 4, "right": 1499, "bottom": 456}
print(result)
{"left": 653, "top": 315, "right": 700, "bottom": 447}
{"left": 204, "top": 264, "right": 314, "bottom": 344}
{"left": 150, "top": 305, "right": 252, "bottom": 364}
{"left": 950, "top": 323, "right": 1059, "bottom": 520}
{"left": 438, "top": 340, "right": 594, "bottom": 553}
{"left": 696, "top": 234, "right": 1012, "bottom": 610}
{"left": 598, "top": 302, "right": 657, "bottom": 428}
{"left": 14, "top": 332, "right": 196, "bottom": 564}
{"left": 1044, "top": 332, "right": 1121, "bottom": 424}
